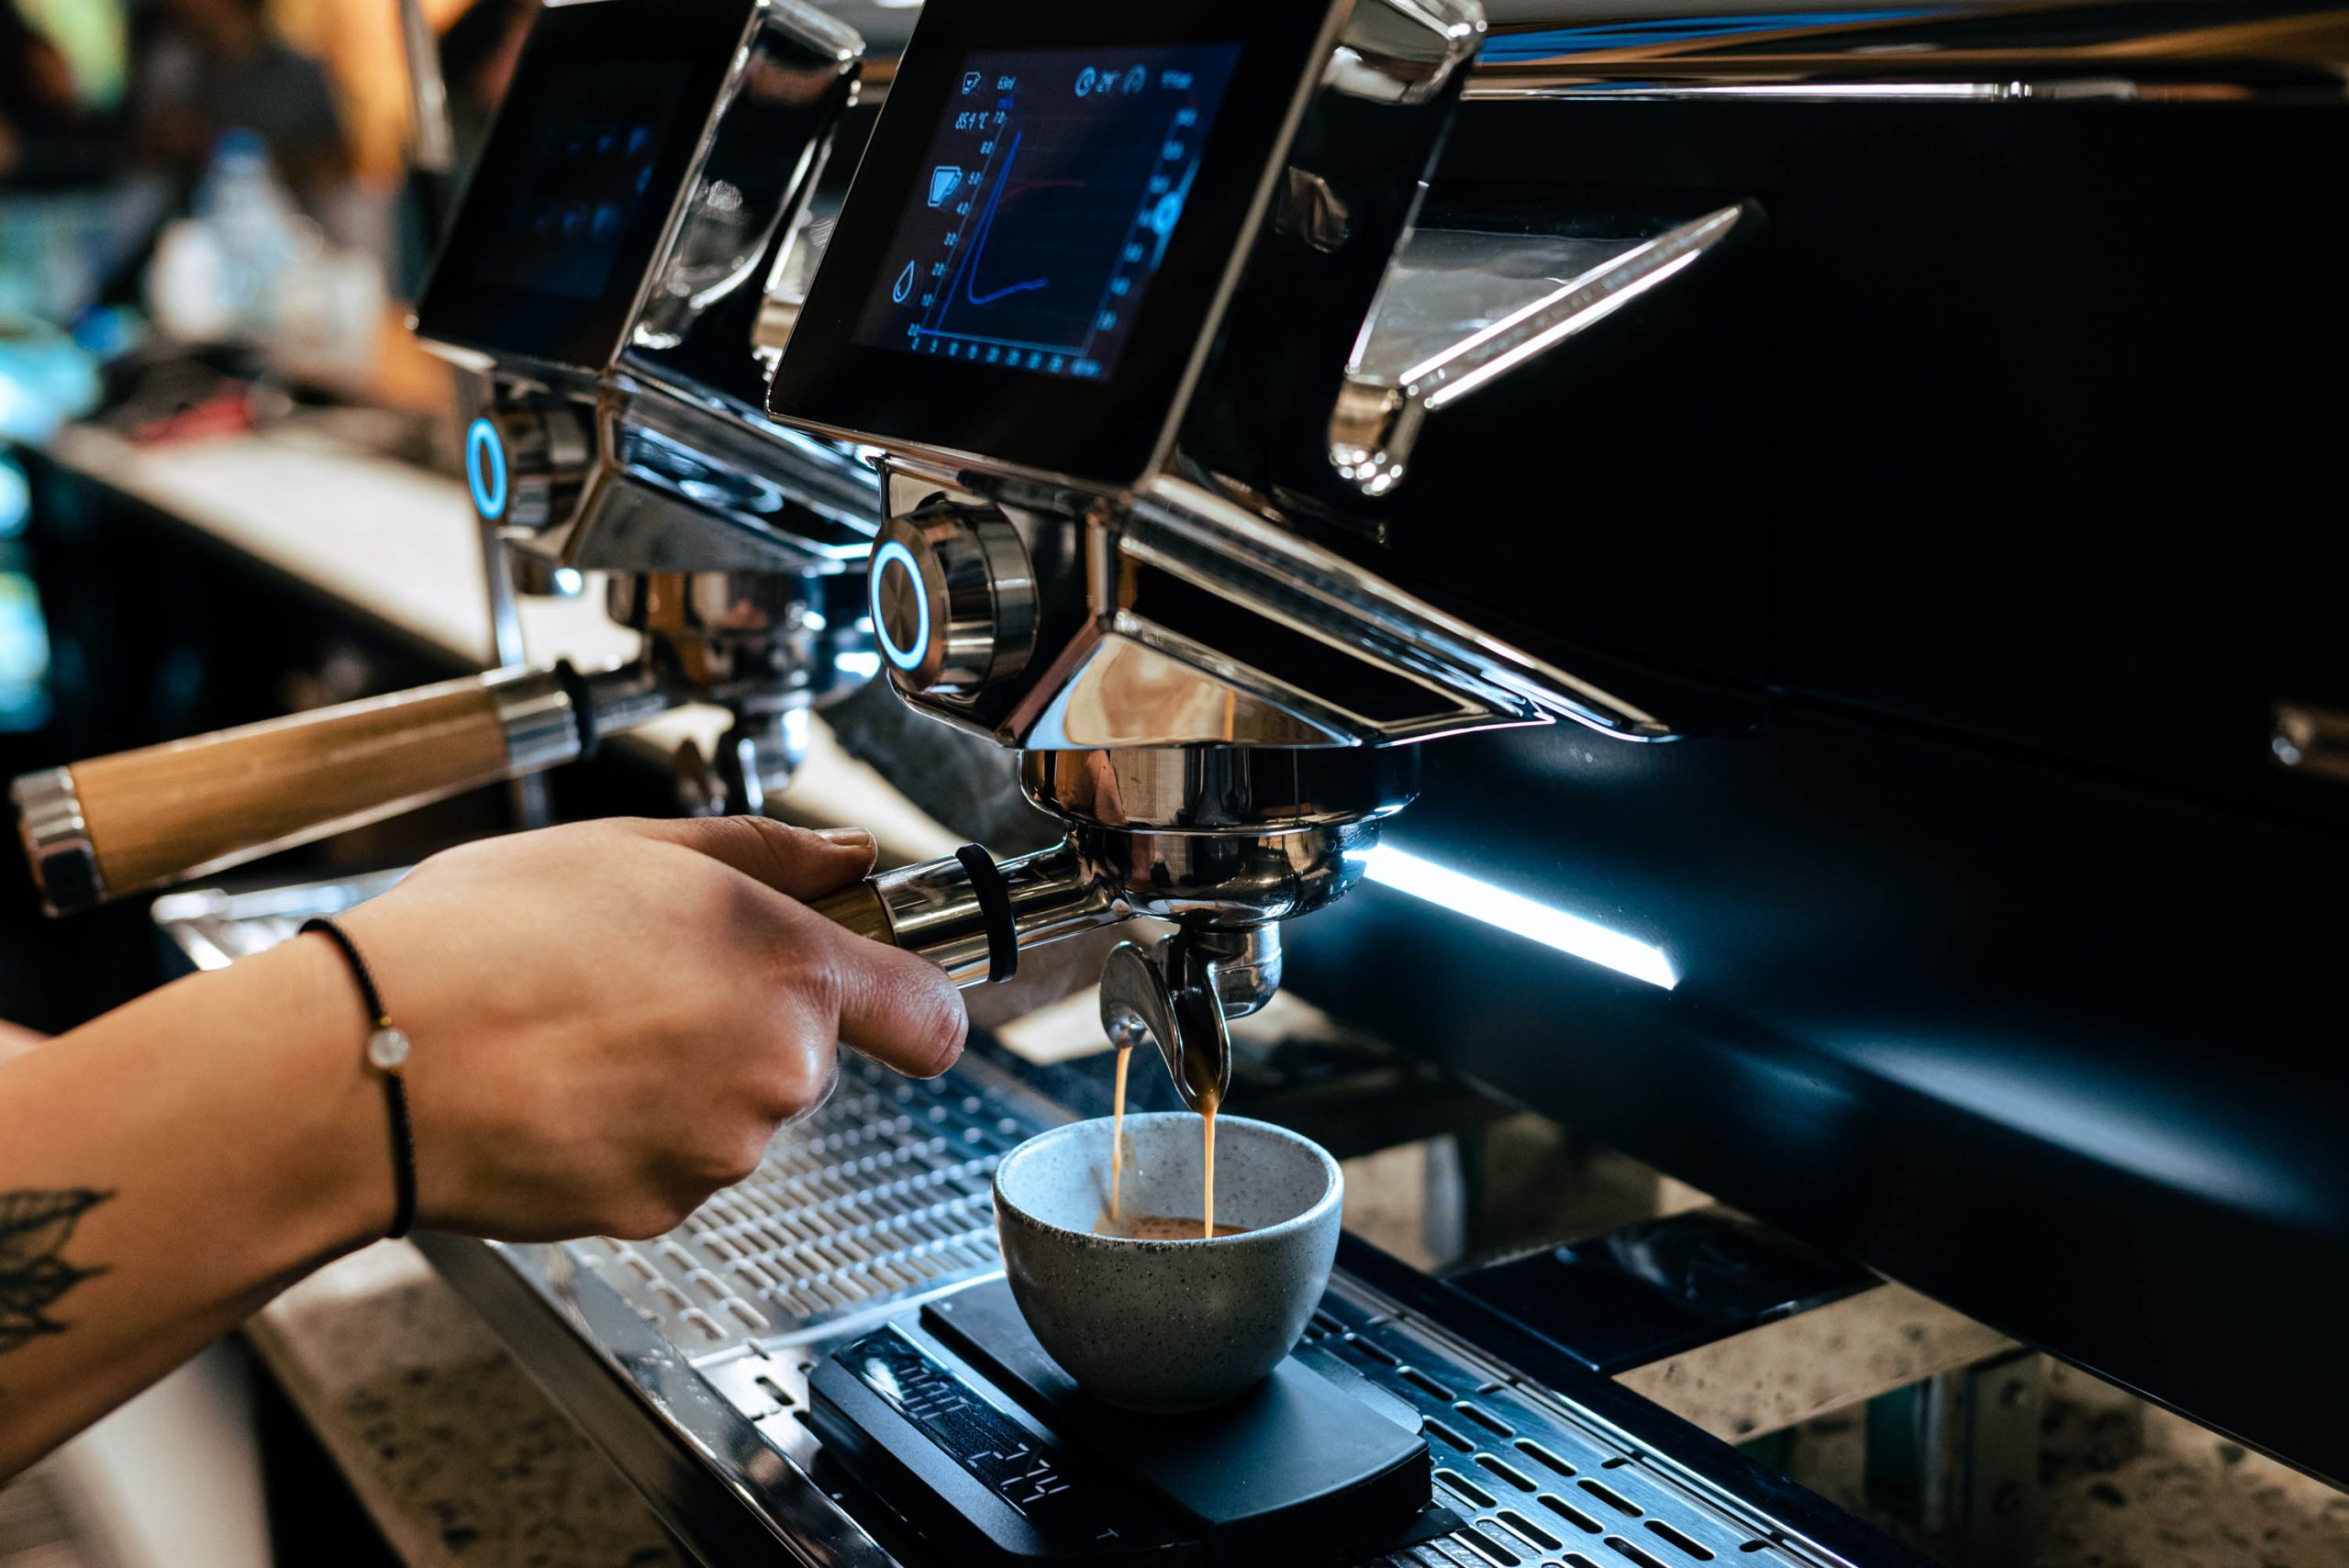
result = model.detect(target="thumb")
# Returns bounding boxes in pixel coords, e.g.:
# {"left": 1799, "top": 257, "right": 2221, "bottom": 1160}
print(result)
{"left": 623, "top": 817, "right": 879, "bottom": 901}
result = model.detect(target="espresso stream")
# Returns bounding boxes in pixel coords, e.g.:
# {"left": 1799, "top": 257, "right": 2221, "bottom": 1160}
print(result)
{"left": 1096, "top": 1043, "right": 1248, "bottom": 1241}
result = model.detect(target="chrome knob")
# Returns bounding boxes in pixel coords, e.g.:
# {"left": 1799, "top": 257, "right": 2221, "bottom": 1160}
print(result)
{"left": 465, "top": 403, "right": 591, "bottom": 532}
{"left": 868, "top": 507, "right": 1035, "bottom": 697}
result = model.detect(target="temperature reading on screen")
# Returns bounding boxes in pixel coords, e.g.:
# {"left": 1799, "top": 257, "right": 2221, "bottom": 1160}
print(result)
{"left": 854, "top": 43, "right": 1240, "bottom": 382}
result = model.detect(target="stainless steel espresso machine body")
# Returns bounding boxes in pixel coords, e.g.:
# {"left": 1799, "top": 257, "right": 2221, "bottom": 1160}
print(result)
{"left": 763, "top": 0, "right": 1705, "bottom": 1114}
{"left": 412, "top": 0, "right": 883, "bottom": 810}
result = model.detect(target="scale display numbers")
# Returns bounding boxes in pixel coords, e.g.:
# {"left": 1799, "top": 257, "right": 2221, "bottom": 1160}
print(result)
{"left": 853, "top": 42, "right": 1241, "bottom": 382}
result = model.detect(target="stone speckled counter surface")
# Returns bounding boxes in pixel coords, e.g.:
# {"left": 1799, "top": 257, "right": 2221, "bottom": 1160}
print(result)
{"left": 245, "top": 1242, "right": 682, "bottom": 1568}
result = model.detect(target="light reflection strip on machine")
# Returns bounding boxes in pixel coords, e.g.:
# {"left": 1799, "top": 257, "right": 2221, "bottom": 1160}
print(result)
{"left": 1363, "top": 846, "right": 1679, "bottom": 990}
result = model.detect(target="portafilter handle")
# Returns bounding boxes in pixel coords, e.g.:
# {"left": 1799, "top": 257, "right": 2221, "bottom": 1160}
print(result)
{"left": 11, "top": 662, "right": 671, "bottom": 915}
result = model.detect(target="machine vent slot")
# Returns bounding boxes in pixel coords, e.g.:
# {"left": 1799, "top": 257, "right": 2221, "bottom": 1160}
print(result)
{"left": 1516, "top": 1438, "right": 1576, "bottom": 1477}
{"left": 1454, "top": 1400, "right": 1515, "bottom": 1438}
{"left": 1399, "top": 1367, "right": 1457, "bottom": 1401}
{"left": 1475, "top": 1454, "right": 1536, "bottom": 1492}
{"left": 1607, "top": 1539, "right": 1672, "bottom": 1568}
{"left": 1424, "top": 1418, "right": 1474, "bottom": 1452}
{"left": 1647, "top": 1519, "right": 1716, "bottom": 1560}
{"left": 1541, "top": 1494, "right": 1606, "bottom": 1534}
{"left": 562, "top": 1057, "right": 1044, "bottom": 1358}
{"left": 1436, "top": 1470, "right": 1498, "bottom": 1510}
{"left": 1495, "top": 1509, "right": 1563, "bottom": 1552}
{"left": 1581, "top": 1479, "right": 1643, "bottom": 1517}
{"left": 1462, "top": 1526, "right": 1522, "bottom": 1565}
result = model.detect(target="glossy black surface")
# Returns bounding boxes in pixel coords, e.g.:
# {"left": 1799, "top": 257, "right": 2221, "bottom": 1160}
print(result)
{"left": 1288, "top": 704, "right": 2349, "bottom": 1482}
{"left": 1453, "top": 1210, "right": 1872, "bottom": 1376}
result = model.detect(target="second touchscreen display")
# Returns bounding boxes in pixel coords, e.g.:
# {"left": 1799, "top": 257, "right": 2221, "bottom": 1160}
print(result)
{"left": 853, "top": 42, "right": 1239, "bottom": 383}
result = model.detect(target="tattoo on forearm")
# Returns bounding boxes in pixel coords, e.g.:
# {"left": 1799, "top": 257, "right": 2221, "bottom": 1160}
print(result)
{"left": 0, "top": 1189, "right": 115, "bottom": 1363}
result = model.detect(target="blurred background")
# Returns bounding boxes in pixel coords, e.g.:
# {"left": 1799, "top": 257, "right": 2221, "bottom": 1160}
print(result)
{"left": 0, "top": 6, "right": 529, "bottom": 1565}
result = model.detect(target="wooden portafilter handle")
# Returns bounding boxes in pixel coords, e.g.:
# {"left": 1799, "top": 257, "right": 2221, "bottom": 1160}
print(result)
{"left": 10, "top": 663, "right": 664, "bottom": 915}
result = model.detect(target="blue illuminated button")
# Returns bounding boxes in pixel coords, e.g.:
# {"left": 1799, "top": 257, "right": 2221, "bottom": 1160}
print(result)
{"left": 870, "top": 539, "right": 931, "bottom": 674}
{"left": 465, "top": 417, "right": 508, "bottom": 521}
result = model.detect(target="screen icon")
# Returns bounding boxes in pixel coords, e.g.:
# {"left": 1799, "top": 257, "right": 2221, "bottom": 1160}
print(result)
{"left": 1075, "top": 67, "right": 1097, "bottom": 97}
{"left": 1123, "top": 65, "right": 1147, "bottom": 95}
{"left": 928, "top": 165, "right": 964, "bottom": 207}
{"left": 962, "top": 72, "right": 982, "bottom": 95}
{"left": 891, "top": 261, "right": 916, "bottom": 304}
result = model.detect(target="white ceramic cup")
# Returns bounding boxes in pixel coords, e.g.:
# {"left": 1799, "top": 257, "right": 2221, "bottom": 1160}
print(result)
{"left": 992, "top": 1112, "right": 1343, "bottom": 1412}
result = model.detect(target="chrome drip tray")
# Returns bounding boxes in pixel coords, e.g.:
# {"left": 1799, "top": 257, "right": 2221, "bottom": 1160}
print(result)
{"left": 1300, "top": 1296, "right": 1803, "bottom": 1568}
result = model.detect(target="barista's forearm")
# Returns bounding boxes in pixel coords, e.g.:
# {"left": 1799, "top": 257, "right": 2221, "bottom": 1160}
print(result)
{"left": 0, "top": 940, "right": 383, "bottom": 1476}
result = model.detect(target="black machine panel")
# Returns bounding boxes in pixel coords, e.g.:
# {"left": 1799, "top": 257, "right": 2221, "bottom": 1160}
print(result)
{"left": 1264, "top": 85, "right": 2349, "bottom": 1482}
{"left": 768, "top": 0, "right": 1343, "bottom": 485}
{"left": 413, "top": 0, "right": 753, "bottom": 375}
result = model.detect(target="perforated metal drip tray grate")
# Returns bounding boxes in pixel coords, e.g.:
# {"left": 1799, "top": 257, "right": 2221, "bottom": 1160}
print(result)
{"left": 1299, "top": 1292, "right": 1809, "bottom": 1568}
{"left": 563, "top": 1055, "right": 1041, "bottom": 1357}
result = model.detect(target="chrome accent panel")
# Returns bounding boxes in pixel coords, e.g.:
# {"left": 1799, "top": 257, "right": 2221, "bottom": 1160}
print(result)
{"left": 485, "top": 666, "right": 584, "bottom": 775}
{"left": 1020, "top": 632, "right": 1362, "bottom": 749}
{"left": 1124, "top": 476, "right": 1674, "bottom": 740}
{"left": 151, "top": 870, "right": 412, "bottom": 972}
{"left": 1333, "top": 206, "right": 1748, "bottom": 496}
{"left": 1019, "top": 745, "right": 1419, "bottom": 832}
{"left": 1461, "top": 1, "right": 2349, "bottom": 98}
{"left": 11, "top": 766, "right": 99, "bottom": 916}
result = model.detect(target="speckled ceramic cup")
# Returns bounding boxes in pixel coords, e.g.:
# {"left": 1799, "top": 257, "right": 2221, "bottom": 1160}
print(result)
{"left": 992, "top": 1112, "right": 1343, "bottom": 1413}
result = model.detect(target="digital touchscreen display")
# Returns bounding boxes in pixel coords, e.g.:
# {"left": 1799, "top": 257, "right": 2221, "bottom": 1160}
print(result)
{"left": 413, "top": 0, "right": 751, "bottom": 375}
{"left": 852, "top": 44, "right": 1240, "bottom": 382}
{"left": 460, "top": 59, "right": 691, "bottom": 303}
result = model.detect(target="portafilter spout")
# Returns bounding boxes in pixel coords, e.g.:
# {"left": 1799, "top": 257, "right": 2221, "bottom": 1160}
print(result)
{"left": 807, "top": 744, "right": 1415, "bottom": 1109}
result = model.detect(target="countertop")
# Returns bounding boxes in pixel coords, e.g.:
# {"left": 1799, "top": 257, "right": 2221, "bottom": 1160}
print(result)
{"left": 244, "top": 1242, "right": 683, "bottom": 1568}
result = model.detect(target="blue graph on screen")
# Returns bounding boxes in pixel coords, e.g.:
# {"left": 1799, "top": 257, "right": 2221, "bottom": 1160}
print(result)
{"left": 857, "top": 44, "right": 1240, "bottom": 383}
{"left": 956, "top": 132, "right": 1052, "bottom": 307}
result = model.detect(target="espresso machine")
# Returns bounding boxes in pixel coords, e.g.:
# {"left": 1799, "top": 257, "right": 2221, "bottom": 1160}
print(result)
{"left": 24, "top": 0, "right": 2349, "bottom": 1563}
{"left": 10, "top": 0, "right": 885, "bottom": 911}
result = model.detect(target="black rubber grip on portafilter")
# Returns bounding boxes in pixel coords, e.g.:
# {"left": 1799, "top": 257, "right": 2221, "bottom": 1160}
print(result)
{"left": 955, "top": 843, "right": 1019, "bottom": 984}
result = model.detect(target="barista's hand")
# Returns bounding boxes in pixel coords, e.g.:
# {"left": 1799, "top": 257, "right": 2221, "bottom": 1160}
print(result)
{"left": 332, "top": 817, "right": 966, "bottom": 1241}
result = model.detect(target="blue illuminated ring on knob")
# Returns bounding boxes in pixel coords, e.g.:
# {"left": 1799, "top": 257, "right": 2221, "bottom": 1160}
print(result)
{"left": 870, "top": 539, "right": 931, "bottom": 673}
{"left": 465, "top": 417, "right": 508, "bottom": 521}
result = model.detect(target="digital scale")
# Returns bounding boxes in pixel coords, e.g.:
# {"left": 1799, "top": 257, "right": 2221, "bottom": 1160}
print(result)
{"left": 810, "top": 1281, "right": 1441, "bottom": 1565}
